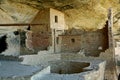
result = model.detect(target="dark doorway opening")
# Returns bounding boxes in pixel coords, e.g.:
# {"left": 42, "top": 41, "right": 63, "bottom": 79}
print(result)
{"left": 0, "top": 35, "right": 7, "bottom": 53}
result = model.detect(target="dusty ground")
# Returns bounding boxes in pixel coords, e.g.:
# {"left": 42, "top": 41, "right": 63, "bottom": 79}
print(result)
{"left": 0, "top": 60, "right": 42, "bottom": 77}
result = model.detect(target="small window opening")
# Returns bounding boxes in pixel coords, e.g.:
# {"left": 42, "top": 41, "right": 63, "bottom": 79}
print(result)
{"left": 71, "top": 38, "right": 75, "bottom": 43}
{"left": 55, "top": 16, "right": 58, "bottom": 23}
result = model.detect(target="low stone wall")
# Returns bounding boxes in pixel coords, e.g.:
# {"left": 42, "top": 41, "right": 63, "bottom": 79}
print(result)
{"left": 0, "top": 55, "right": 22, "bottom": 61}
{"left": 20, "top": 53, "right": 61, "bottom": 65}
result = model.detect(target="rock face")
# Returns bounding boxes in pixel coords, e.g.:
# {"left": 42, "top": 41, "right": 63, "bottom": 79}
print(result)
{"left": 1, "top": 32, "right": 20, "bottom": 56}
{"left": 0, "top": 0, "right": 119, "bottom": 32}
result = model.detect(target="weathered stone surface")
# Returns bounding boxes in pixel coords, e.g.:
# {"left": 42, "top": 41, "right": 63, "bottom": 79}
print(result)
{"left": 0, "top": 0, "right": 119, "bottom": 32}
{"left": 31, "top": 60, "right": 106, "bottom": 80}
{"left": 1, "top": 32, "right": 20, "bottom": 56}
{"left": 20, "top": 52, "right": 61, "bottom": 65}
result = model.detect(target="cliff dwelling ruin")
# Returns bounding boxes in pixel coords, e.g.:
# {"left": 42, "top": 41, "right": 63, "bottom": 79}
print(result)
{"left": 0, "top": 0, "right": 120, "bottom": 80}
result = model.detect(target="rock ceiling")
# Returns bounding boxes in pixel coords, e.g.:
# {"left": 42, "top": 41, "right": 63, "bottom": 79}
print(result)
{"left": 0, "top": 0, "right": 120, "bottom": 33}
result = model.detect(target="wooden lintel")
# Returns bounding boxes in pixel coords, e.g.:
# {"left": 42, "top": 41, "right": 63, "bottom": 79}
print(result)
{"left": 0, "top": 23, "right": 46, "bottom": 26}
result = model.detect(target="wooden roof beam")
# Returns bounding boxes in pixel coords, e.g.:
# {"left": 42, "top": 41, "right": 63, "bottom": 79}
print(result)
{"left": 0, "top": 23, "right": 46, "bottom": 26}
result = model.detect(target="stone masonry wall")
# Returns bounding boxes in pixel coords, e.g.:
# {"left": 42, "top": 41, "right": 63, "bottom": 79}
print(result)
{"left": 81, "top": 26, "right": 108, "bottom": 56}
{"left": 60, "top": 25, "right": 108, "bottom": 56}
{"left": 27, "top": 24, "right": 51, "bottom": 52}
{"left": 60, "top": 35, "right": 81, "bottom": 52}
{"left": 31, "top": 33, "right": 50, "bottom": 51}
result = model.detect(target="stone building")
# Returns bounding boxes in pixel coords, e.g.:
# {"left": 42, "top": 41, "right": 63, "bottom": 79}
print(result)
{"left": 25, "top": 8, "right": 66, "bottom": 53}
{"left": 24, "top": 8, "right": 109, "bottom": 57}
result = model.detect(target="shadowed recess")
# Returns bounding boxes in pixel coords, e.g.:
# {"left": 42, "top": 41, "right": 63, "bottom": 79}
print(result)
{"left": 0, "top": 35, "right": 7, "bottom": 53}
